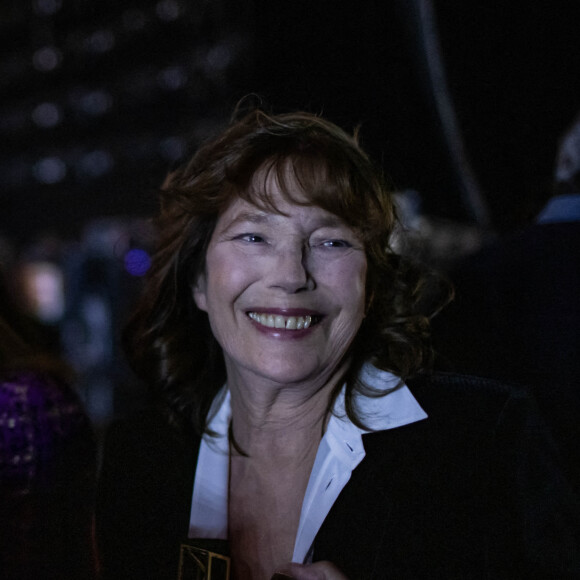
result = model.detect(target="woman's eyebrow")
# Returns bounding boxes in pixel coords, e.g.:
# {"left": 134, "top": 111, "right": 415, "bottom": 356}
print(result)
{"left": 221, "top": 209, "right": 349, "bottom": 232}
{"left": 220, "top": 210, "right": 273, "bottom": 232}
{"left": 232, "top": 210, "right": 271, "bottom": 224}
{"left": 313, "top": 215, "right": 348, "bottom": 228}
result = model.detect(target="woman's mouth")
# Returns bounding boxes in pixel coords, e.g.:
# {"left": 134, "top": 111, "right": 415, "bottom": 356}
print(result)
{"left": 247, "top": 312, "right": 320, "bottom": 330}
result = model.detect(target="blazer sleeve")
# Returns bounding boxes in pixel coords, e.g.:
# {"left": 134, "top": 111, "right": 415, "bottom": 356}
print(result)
{"left": 96, "top": 407, "right": 198, "bottom": 580}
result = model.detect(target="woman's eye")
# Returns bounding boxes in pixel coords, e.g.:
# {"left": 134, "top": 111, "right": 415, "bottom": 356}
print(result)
{"left": 239, "top": 233, "right": 265, "bottom": 243}
{"left": 321, "top": 239, "right": 352, "bottom": 248}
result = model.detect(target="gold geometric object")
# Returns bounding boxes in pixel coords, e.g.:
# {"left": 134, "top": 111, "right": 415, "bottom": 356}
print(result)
{"left": 178, "top": 539, "right": 231, "bottom": 580}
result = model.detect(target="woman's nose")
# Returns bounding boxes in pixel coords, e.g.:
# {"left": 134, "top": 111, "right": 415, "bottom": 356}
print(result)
{"left": 267, "top": 245, "right": 314, "bottom": 293}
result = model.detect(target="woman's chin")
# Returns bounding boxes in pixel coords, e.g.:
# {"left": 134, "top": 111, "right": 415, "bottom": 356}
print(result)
{"left": 235, "top": 358, "right": 327, "bottom": 389}
{"left": 257, "top": 367, "right": 319, "bottom": 387}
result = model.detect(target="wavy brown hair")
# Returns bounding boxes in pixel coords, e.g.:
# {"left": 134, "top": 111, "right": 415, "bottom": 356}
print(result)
{"left": 124, "top": 107, "right": 448, "bottom": 433}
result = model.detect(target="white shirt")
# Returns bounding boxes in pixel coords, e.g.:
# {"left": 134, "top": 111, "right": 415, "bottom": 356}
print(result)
{"left": 188, "top": 364, "right": 427, "bottom": 563}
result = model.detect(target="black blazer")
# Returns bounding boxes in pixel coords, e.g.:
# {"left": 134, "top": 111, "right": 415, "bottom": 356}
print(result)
{"left": 96, "top": 373, "right": 580, "bottom": 579}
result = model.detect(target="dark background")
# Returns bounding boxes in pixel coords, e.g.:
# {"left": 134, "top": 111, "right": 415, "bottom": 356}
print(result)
{"left": 2, "top": 0, "right": 580, "bottom": 245}
{"left": 248, "top": 0, "right": 580, "bottom": 230}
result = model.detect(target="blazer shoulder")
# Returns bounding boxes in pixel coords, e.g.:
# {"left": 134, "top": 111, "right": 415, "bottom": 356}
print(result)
{"left": 406, "top": 371, "right": 537, "bottom": 427}
{"left": 361, "top": 371, "right": 550, "bottom": 467}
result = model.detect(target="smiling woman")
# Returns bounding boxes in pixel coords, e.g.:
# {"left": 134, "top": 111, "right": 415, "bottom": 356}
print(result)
{"left": 120, "top": 108, "right": 428, "bottom": 436}
{"left": 96, "top": 106, "right": 580, "bottom": 580}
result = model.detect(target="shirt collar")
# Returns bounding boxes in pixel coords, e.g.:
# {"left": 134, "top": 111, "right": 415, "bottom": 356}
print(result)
{"left": 322, "top": 363, "right": 427, "bottom": 464}
{"left": 202, "top": 363, "right": 427, "bottom": 453}
{"left": 204, "top": 387, "right": 231, "bottom": 453}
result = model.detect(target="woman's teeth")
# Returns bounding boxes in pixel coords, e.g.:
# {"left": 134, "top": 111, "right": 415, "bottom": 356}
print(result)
{"left": 248, "top": 312, "right": 313, "bottom": 330}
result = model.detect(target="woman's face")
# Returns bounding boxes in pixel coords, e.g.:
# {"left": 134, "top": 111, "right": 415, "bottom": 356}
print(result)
{"left": 193, "top": 174, "right": 367, "bottom": 389}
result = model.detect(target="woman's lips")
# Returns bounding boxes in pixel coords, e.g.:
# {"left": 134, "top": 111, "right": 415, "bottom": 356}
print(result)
{"left": 247, "top": 311, "right": 321, "bottom": 330}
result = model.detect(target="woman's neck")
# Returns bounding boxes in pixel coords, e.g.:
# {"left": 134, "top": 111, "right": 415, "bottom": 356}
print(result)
{"left": 226, "top": 362, "right": 348, "bottom": 461}
{"left": 228, "top": 384, "right": 328, "bottom": 462}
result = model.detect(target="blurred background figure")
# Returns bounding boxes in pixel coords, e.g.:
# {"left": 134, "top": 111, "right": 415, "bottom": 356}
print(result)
{"left": 0, "top": 269, "right": 98, "bottom": 580}
{"left": 433, "top": 110, "right": 580, "bottom": 493}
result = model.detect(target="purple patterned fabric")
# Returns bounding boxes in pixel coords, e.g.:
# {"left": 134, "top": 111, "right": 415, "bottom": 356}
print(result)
{"left": 1, "top": 370, "right": 97, "bottom": 579}
{"left": 0, "top": 370, "right": 91, "bottom": 494}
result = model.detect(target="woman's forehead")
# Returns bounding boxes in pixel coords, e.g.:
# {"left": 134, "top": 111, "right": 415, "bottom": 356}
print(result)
{"left": 215, "top": 194, "right": 350, "bottom": 232}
